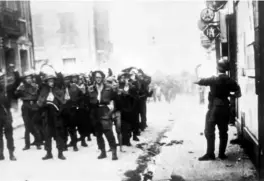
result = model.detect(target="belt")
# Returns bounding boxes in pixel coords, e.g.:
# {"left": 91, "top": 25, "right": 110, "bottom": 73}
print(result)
{"left": 23, "top": 100, "right": 37, "bottom": 105}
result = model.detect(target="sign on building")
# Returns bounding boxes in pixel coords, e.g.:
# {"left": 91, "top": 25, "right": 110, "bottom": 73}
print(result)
{"left": 203, "top": 25, "right": 220, "bottom": 41}
{"left": 200, "top": 8, "right": 215, "bottom": 23}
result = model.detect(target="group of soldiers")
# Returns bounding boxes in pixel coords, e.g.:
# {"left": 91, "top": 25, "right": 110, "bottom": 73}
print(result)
{"left": 0, "top": 64, "right": 153, "bottom": 161}
{"left": 151, "top": 79, "right": 180, "bottom": 103}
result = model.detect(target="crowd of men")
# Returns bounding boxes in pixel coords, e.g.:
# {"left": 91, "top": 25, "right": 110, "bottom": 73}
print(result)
{"left": 0, "top": 64, "right": 153, "bottom": 161}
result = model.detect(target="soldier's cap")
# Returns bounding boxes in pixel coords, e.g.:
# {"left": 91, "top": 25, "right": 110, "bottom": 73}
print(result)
{"left": 44, "top": 74, "right": 56, "bottom": 81}
{"left": 217, "top": 58, "right": 230, "bottom": 72}
{"left": 93, "top": 70, "right": 105, "bottom": 79}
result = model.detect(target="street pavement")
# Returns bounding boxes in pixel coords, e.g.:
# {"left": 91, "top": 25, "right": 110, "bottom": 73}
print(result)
{"left": 1, "top": 94, "right": 257, "bottom": 181}
{"left": 0, "top": 97, "right": 174, "bottom": 181}
{"left": 152, "top": 94, "right": 257, "bottom": 181}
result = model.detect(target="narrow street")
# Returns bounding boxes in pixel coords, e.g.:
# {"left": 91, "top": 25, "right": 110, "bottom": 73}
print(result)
{"left": 0, "top": 94, "right": 182, "bottom": 181}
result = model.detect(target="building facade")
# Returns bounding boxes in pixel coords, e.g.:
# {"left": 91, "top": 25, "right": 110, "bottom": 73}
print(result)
{"left": 0, "top": 1, "right": 34, "bottom": 74}
{"left": 202, "top": 0, "right": 264, "bottom": 178}
{"left": 31, "top": 1, "right": 96, "bottom": 73}
{"left": 93, "top": 2, "right": 112, "bottom": 69}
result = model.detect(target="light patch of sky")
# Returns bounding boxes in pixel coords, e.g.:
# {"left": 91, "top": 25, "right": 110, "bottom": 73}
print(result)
{"left": 109, "top": 1, "right": 207, "bottom": 75}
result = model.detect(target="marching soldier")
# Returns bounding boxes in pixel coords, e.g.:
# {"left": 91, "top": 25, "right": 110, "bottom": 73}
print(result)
{"left": 194, "top": 59, "right": 241, "bottom": 161}
{"left": 0, "top": 70, "right": 17, "bottom": 161}
{"left": 15, "top": 70, "right": 42, "bottom": 150}
{"left": 37, "top": 74, "right": 66, "bottom": 160}
{"left": 88, "top": 70, "right": 118, "bottom": 160}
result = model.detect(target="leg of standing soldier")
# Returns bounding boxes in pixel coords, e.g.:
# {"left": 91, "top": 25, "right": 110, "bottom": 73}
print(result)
{"left": 96, "top": 126, "right": 106, "bottom": 159}
{"left": 217, "top": 107, "right": 230, "bottom": 159}
{"left": 31, "top": 110, "right": 42, "bottom": 149}
{"left": 103, "top": 127, "right": 118, "bottom": 160}
{"left": 42, "top": 108, "right": 53, "bottom": 160}
{"left": 4, "top": 113, "right": 16, "bottom": 161}
{"left": 139, "top": 99, "right": 147, "bottom": 131}
{"left": 21, "top": 104, "right": 31, "bottom": 150}
{"left": 0, "top": 121, "right": 4, "bottom": 160}
{"left": 69, "top": 108, "right": 78, "bottom": 151}
{"left": 77, "top": 109, "right": 88, "bottom": 147}
{"left": 199, "top": 109, "right": 216, "bottom": 161}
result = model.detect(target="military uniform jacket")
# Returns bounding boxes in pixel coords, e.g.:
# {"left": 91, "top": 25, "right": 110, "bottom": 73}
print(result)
{"left": 197, "top": 74, "right": 241, "bottom": 108}
{"left": 37, "top": 84, "right": 65, "bottom": 110}
{"left": 87, "top": 83, "right": 116, "bottom": 106}
{"left": 15, "top": 82, "right": 39, "bottom": 101}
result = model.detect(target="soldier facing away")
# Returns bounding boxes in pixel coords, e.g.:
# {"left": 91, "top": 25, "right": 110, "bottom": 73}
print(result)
{"left": 194, "top": 59, "right": 242, "bottom": 161}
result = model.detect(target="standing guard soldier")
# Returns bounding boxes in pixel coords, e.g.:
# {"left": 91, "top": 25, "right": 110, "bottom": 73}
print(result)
{"left": 37, "top": 74, "right": 66, "bottom": 160}
{"left": 194, "top": 59, "right": 242, "bottom": 161}
{"left": 15, "top": 70, "right": 42, "bottom": 150}
{"left": 0, "top": 71, "right": 17, "bottom": 161}
{"left": 88, "top": 70, "right": 118, "bottom": 160}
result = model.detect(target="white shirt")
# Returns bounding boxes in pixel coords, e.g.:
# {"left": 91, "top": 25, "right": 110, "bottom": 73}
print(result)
{"left": 96, "top": 84, "right": 104, "bottom": 103}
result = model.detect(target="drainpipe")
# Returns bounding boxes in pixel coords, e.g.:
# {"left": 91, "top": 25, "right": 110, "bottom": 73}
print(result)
{"left": 28, "top": 1, "right": 35, "bottom": 70}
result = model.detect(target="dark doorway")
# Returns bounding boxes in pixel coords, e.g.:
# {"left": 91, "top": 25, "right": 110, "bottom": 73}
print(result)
{"left": 4, "top": 48, "right": 15, "bottom": 68}
{"left": 20, "top": 49, "right": 28, "bottom": 73}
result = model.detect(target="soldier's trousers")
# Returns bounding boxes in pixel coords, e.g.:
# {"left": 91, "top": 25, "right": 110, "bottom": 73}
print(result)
{"left": 21, "top": 103, "right": 41, "bottom": 147}
{"left": 0, "top": 113, "right": 15, "bottom": 154}
{"left": 94, "top": 107, "right": 116, "bottom": 151}
{"left": 138, "top": 99, "right": 147, "bottom": 130}
{"left": 43, "top": 105, "right": 64, "bottom": 152}
{"left": 77, "top": 108, "right": 92, "bottom": 139}
{"left": 121, "top": 112, "right": 133, "bottom": 144}
{"left": 204, "top": 105, "right": 229, "bottom": 156}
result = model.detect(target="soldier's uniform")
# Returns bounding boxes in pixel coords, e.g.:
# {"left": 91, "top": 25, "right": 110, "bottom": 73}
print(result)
{"left": 0, "top": 71, "right": 17, "bottom": 161}
{"left": 116, "top": 72, "right": 138, "bottom": 146}
{"left": 15, "top": 70, "right": 41, "bottom": 150}
{"left": 37, "top": 75, "right": 66, "bottom": 160}
{"left": 137, "top": 74, "right": 152, "bottom": 131}
{"left": 195, "top": 60, "right": 241, "bottom": 161}
{"left": 88, "top": 70, "right": 118, "bottom": 160}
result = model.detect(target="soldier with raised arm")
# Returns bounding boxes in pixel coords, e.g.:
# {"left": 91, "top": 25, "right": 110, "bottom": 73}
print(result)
{"left": 194, "top": 59, "right": 242, "bottom": 161}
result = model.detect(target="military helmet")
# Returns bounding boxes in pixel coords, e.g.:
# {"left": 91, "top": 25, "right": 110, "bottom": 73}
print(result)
{"left": 44, "top": 74, "right": 56, "bottom": 81}
{"left": 217, "top": 57, "right": 229, "bottom": 72}
{"left": 23, "top": 69, "right": 35, "bottom": 78}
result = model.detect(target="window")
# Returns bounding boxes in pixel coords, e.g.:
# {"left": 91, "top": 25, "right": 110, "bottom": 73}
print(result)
{"left": 63, "top": 58, "right": 76, "bottom": 70}
{"left": 33, "top": 14, "right": 44, "bottom": 47}
{"left": 57, "top": 12, "right": 77, "bottom": 46}
{"left": 5, "top": 1, "right": 18, "bottom": 11}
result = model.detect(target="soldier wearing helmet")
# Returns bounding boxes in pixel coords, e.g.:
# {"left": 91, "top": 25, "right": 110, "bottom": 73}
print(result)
{"left": 37, "top": 74, "right": 66, "bottom": 160}
{"left": 194, "top": 58, "right": 242, "bottom": 161}
{"left": 15, "top": 70, "right": 42, "bottom": 150}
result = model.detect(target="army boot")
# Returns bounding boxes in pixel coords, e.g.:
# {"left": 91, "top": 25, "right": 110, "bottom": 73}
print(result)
{"left": 97, "top": 149, "right": 107, "bottom": 159}
{"left": 112, "top": 148, "right": 118, "bottom": 161}
{"left": 58, "top": 151, "right": 66, "bottom": 160}
{"left": 42, "top": 151, "right": 53, "bottom": 160}
{"left": 9, "top": 151, "right": 17, "bottom": 161}
{"left": 81, "top": 138, "right": 88, "bottom": 147}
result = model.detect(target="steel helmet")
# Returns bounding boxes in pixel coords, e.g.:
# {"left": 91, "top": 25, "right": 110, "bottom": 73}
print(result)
{"left": 23, "top": 69, "right": 35, "bottom": 78}
{"left": 44, "top": 74, "right": 56, "bottom": 81}
{"left": 217, "top": 57, "right": 229, "bottom": 72}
